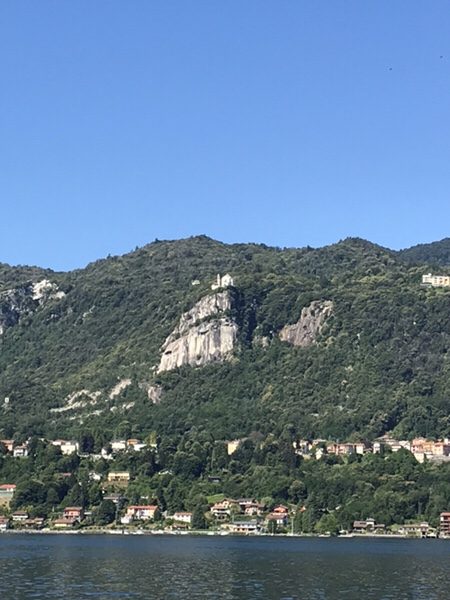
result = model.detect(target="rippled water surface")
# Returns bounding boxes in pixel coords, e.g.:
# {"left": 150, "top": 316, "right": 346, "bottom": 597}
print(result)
{"left": 0, "top": 534, "right": 449, "bottom": 599}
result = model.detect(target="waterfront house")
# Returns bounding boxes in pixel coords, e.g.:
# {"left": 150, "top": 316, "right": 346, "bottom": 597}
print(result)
{"left": 0, "top": 516, "right": 9, "bottom": 531}
{"left": 266, "top": 505, "right": 289, "bottom": 527}
{"left": 53, "top": 518, "right": 77, "bottom": 529}
{"left": 12, "top": 511, "right": 28, "bottom": 522}
{"left": 352, "top": 518, "right": 385, "bottom": 534}
{"left": 63, "top": 507, "right": 84, "bottom": 521}
{"left": 397, "top": 522, "right": 434, "bottom": 538}
{"left": 229, "top": 520, "right": 259, "bottom": 534}
{"left": 124, "top": 505, "right": 158, "bottom": 522}
{"left": 266, "top": 511, "right": 289, "bottom": 526}
{"left": 24, "top": 518, "right": 44, "bottom": 529}
{"left": 440, "top": 512, "right": 450, "bottom": 537}
{"left": 173, "top": 511, "right": 192, "bottom": 525}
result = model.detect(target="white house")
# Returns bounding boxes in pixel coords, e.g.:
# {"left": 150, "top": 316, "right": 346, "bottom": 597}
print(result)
{"left": 211, "top": 273, "right": 234, "bottom": 290}
{"left": 173, "top": 511, "right": 192, "bottom": 525}
{"left": 122, "top": 505, "right": 158, "bottom": 523}
{"left": 111, "top": 440, "right": 127, "bottom": 452}
{"left": 13, "top": 445, "right": 28, "bottom": 458}
{"left": 51, "top": 440, "right": 79, "bottom": 455}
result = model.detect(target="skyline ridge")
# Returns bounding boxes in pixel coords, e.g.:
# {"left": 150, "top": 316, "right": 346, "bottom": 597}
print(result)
{"left": 2, "top": 233, "right": 450, "bottom": 273}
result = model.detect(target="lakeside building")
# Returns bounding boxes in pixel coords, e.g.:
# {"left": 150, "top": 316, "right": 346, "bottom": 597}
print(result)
{"left": 352, "top": 518, "right": 385, "bottom": 534}
{"left": 53, "top": 518, "right": 78, "bottom": 529}
{"left": 121, "top": 505, "right": 158, "bottom": 524}
{"left": 229, "top": 520, "right": 260, "bottom": 534}
{"left": 11, "top": 511, "right": 28, "bottom": 523}
{"left": 397, "top": 522, "right": 436, "bottom": 538}
{"left": 440, "top": 512, "right": 450, "bottom": 537}
{"left": 265, "top": 512, "right": 288, "bottom": 527}
{"left": 172, "top": 512, "right": 192, "bottom": 525}
{"left": 63, "top": 507, "right": 84, "bottom": 521}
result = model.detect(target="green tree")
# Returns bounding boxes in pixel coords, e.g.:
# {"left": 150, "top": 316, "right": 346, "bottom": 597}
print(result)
{"left": 95, "top": 500, "right": 116, "bottom": 525}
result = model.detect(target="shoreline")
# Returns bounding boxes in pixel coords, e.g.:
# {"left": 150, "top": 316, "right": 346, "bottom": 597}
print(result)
{"left": 0, "top": 528, "right": 446, "bottom": 540}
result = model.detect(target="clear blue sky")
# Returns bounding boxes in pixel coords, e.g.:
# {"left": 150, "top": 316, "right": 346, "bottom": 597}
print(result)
{"left": 1, "top": 1, "right": 450, "bottom": 270}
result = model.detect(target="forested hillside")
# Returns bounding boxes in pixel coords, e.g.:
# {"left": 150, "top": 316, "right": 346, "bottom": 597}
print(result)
{"left": 397, "top": 238, "right": 450, "bottom": 267}
{"left": 0, "top": 235, "right": 449, "bottom": 445}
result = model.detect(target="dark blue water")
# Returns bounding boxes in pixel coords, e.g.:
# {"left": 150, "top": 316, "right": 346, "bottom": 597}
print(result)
{"left": 0, "top": 534, "right": 449, "bottom": 599}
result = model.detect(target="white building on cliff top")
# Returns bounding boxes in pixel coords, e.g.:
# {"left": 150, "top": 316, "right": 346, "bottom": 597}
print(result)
{"left": 211, "top": 273, "right": 234, "bottom": 290}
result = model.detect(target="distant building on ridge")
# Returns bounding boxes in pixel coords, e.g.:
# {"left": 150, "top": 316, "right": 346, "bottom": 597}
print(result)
{"left": 422, "top": 273, "right": 450, "bottom": 287}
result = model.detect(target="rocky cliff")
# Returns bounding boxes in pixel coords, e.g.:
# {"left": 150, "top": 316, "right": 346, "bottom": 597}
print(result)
{"left": 0, "top": 279, "right": 65, "bottom": 335}
{"left": 279, "top": 300, "right": 333, "bottom": 347}
{"left": 158, "top": 291, "right": 238, "bottom": 372}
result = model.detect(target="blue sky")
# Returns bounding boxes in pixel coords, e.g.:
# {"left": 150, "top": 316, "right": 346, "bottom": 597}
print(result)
{"left": 1, "top": 1, "right": 450, "bottom": 270}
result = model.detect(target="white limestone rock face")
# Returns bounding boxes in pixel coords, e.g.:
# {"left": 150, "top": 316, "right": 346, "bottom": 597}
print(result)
{"left": 279, "top": 300, "right": 333, "bottom": 347}
{"left": 0, "top": 279, "right": 65, "bottom": 335}
{"left": 109, "top": 379, "right": 132, "bottom": 400}
{"left": 31, "top": 279, "right": 66, "bottom": 302}
{"left": 158, "top": 291, "right": 238, "bottom": 372}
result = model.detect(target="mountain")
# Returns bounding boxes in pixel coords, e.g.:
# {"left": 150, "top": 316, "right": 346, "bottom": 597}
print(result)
{"left": 0, "top": 235, "right": 449, "bottom": 445}
{"left": 397, "top": 238, "right": 450, "bottom": 267}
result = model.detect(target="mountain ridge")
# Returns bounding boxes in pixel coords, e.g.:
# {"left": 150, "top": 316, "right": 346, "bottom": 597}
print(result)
{"left": 0, "top": 234, "right": 449, "bottom": 446}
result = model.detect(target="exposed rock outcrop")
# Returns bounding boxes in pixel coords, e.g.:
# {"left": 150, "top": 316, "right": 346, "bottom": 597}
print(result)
{"left": 31, "top": 279, "right": 65, "bottom": 302}
{"left": 50, "top": 389, "right": 102, "bottom": 414}
{"left": 158, "top": 291, "right": 238, "bottom": 372}
{"left": 147, "top": 384, "right": 163, "bottom": 404}
{"left": 279, "top": 300, "right": 333, "bottom": 347}
{"left": 0, "top": 279, "right": 65, "bottom": 335}
{"left": 109, "top": 379, "right": 132, "bottom": 400}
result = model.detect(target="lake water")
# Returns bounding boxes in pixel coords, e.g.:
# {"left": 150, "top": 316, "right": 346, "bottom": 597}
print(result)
{"left": 0, "top": 534, "right": 449, "bottom": 599}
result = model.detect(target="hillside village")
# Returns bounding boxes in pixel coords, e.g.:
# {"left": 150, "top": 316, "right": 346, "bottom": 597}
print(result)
{"left": 1, "top": 433, "right": 450, "bottom": 537}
